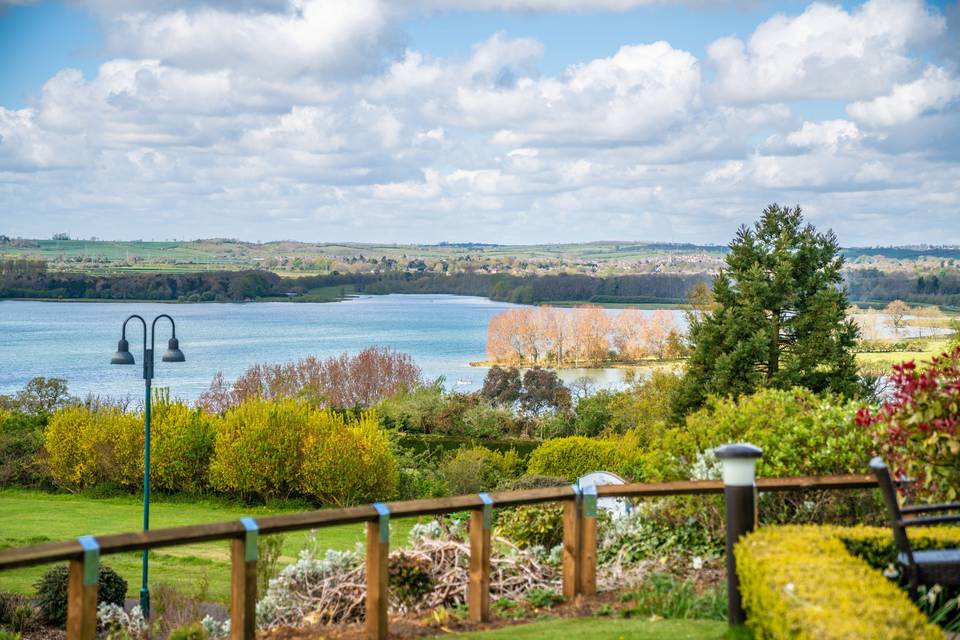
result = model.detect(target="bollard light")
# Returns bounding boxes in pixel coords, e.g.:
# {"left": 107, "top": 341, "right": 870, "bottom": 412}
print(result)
{"left": 716, "top": 443, "right": 762, "bottom": 486}
{"left": 714, "top": 443, "right": 763, "bottom": 627}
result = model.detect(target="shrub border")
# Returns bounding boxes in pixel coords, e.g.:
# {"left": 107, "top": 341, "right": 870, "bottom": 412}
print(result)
{"left": 735, "top": 525, "right": 960, "bottom": 639}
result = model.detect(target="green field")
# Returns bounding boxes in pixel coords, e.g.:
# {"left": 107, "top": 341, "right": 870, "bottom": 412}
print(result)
{"left": 855, "top": 337, "right": 952, "bottom": 370}
{"left": 0, "top": 489, "right": 416, "bottom": 602}
{"left": 449, "top": 618, "right": 739, "bottom": 639}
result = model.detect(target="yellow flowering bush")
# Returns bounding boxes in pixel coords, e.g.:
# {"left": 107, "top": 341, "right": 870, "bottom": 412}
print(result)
{"left": 45, "top": 405, "right": 142, "bottom": 491}
{"left": 150, "top": 394, "right": 216, "bottom": 494}
{"left": 299, "top": 410, "right": 397, "bottom": 506}
{"left": 209, "top": 398, "right": 310, "bottom": 500}
{"left": 736, "top": 525, "right": 959, "bottom": 639}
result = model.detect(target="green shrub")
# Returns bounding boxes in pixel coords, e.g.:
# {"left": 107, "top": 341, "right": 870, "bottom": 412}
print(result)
{"left": 45, "top": 405, "right": 142, "bottom": 491}
{"left": 526, "top": 436, "right": 625, "bottom": 480}
{"left": 525, "top": 588, "right": 563, "bottom": 609}
{"left": 606, "top": 370, "right": 680, "bottom": 435}
{"left": 151, "top": 394, "right": 216, "bottom": 494}
{"left": 34, "top": 564, "right": 127, "bottom": 628}
{"left": 376, "top": 385, "right": 446, "bottom": 433}
{"left": 438, "top": 446, "right": 523, "bottom": 495}
{"left": 736, "top": 525, "right": 947, "bottom": 639}
{"left": 619, "top": 572, "right": 726, "bottom": 621}
{"left": 497, "top": 475, "right": 568, "bottom": 491}
{"left": 495, "top": 504, "right": 564, "bottom": 549}
{"left": 0, "top": 411, "right": 48, "bottom": 487}
{"left": 573, "top": 390, "right": 616, "bottom": 437}
{"left": 168, "top": 623, "right": 209, "bottom": 640}
{"left": 0, "top": 593, "right": 30, "bottom": 628}
{"left": 209, "top": 398, "right": 310, "bottom": 501}
{"left": 672, "top": 388, "right": 871, "bottom": 479}
{"left": 0, "top": 631, "right": 21, "bottom": 640}
{"left": 388, "top": 552, "right": 434, "bottom": 605}
{"left": 299, "top": 410, "right": 398, "bottom": 506}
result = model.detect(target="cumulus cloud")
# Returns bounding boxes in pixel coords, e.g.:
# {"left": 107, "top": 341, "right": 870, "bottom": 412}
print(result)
{"left": 105, "top": 0, "right": 400, "bottom": 77}
{"left": 0, "top": 0, "right": 958, "bottom": 245}
{"left": 707, "top": 0, "right": 944, "bottom": 102}
{"left": 847, "top": 65, "right": 960, "bottom": 126}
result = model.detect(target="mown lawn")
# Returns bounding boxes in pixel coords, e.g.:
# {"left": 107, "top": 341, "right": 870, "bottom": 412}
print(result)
{"left": 0, "top": 489, "right": 416, "bottom": 602}
{"left": 448, "top": 618, "right": 743, "bottom": 639}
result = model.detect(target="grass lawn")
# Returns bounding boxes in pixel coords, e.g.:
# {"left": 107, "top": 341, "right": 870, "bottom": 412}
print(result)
{"left": 448, "top": 618, "right": 741, "bottom": 639}
{"left": 0, "top": 489, "right": 416, "bottom": 602}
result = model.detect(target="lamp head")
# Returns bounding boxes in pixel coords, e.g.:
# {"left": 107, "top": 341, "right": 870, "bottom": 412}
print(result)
{"left": 162, "top": 337, "right": 185, "bottom": 363}
{"left": 111, "top": 338, "right": 135, "bottom": 365}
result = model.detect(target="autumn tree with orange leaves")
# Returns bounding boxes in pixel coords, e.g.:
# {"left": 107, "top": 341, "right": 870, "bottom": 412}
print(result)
{"left": 486, "top": 305, "right": 680, "bottom": 366}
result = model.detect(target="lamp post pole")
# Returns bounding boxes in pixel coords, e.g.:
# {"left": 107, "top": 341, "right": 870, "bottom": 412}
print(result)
{"left": 111, "top": 314, "right": 185, "bottom": 619}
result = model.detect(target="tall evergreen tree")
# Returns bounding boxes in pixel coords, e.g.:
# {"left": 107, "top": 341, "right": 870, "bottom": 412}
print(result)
{"left": 672, "top": 204, "right": 860, "bottom": 418}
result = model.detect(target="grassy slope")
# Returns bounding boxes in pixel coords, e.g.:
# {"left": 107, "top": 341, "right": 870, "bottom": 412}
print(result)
{"left": 448, "top": 618, "right": 736, "bottom": 639}
{"left": 0, "top": 489, "right": 416, "bottom": 602}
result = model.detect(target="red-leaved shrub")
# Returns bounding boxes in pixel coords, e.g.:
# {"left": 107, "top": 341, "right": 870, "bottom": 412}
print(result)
{"left": 856, "top": 346, "right": 960, "bottom": 502}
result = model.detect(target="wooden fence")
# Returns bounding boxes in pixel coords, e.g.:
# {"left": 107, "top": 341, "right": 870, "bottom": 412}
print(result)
{"left": 0, "top": 474, "right": 880, "bottom": 640}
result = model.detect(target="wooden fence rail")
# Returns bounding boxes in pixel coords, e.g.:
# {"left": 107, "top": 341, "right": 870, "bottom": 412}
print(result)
{"left": 0, "top": 474, "right": 879, "bottom": 640}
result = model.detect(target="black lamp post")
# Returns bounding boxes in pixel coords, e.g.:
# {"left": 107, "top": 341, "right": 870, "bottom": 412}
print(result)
{"left": 111, "top": 314, "right": 185, "bottom": 618}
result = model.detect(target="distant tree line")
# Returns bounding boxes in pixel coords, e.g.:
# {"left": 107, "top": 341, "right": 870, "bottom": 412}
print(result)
{"left": 3, "top": 257, "right": 958, "bottom": 306}
{"left": 0, "top": 263, "right": 709, "bottom": 304}
{"left": 845, "top": 269, "right": 960, "bottom": 306}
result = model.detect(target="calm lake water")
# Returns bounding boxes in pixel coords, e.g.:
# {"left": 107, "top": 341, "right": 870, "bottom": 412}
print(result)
{"left": 0, "top": 295, "right": 684, "bottom": 402}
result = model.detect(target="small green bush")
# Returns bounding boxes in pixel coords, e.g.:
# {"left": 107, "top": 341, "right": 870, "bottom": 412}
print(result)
{"left": 497, "top": 475, "right": 567, "bottom": 491}
{"left": 526, "top": 436, "right": 625, "bottom": 480}
{"left": 388, "top": 552, "right": 434, "bottom": 605}
{"left": 168, "top": 622, "right": 209, "bottom": 640}
{"left": 34, "top": 564, "right": 127, "bottom": 628}
{"left": 0, "top": 593, "right": 29, "bottom": 627}
{"left": 0, "top": 412, "right": 48, "bottom": 488}
{"left": 495, "top": 504, "right": 564, "bottom": 549}
{"left": 620, "top": 572, "right": 726, "bottom": 621}
{"left": 438, "top": 446, "right": 523, "bottom": 495}
{"left": 0, "top": 630, "right": 21, "bottom": 640}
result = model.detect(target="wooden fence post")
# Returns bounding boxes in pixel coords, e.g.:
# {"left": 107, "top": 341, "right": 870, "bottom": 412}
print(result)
{"left": 578, "top": 484, "right": 597, "bottom": 596}
{"left": 67, "top": 536, "right": 99, "bottom": 640}
{"left": 469, "top": 493, "right": 493, "bottom": 622}
{"left": 367, "top": 503, "right": 390, "bottom": 640}
{"left": 231, "top": 517, "right": 258, "bottom": 640}
{"left": 562, "top": 487, "right": 582, "bottom": 600}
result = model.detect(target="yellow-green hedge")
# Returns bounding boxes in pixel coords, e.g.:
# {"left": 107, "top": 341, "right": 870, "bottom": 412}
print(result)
{"left": 736, "top": 525, "right": 960, "bottom": 640}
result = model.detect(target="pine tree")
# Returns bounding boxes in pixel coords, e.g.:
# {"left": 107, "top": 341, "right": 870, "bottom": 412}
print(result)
{"left": 672, "top": 204, "right": 860, "bottom": 418}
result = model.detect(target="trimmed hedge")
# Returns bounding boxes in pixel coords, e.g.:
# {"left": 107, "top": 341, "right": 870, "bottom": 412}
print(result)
{"left": 526, "top": 436, "right": 625, "bottom": 480}
{"left": 735, "top": 525, "right": 960, "bottom": 639}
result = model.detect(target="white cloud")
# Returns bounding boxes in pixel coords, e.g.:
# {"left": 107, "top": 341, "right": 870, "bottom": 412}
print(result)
{"left": 1, "top": 0, "right": 958, "bottom": 245}
{"left": 707, "top": 0, "right": 944, "bottom": 102}
{"left": 105, "top": 0, "right": 398, "bottom": 77}
{"left": 456, "top": 41, "right": 701, "bottom": 144}
{"left": 847, "top": 65, "right": 960, "bottom": 126}
{"left": 784, "top": 120, "right": 863, "bottom": 152}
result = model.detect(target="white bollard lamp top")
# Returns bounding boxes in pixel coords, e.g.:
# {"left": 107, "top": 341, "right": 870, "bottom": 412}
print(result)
{"left": 714, "top": 443, "right": 763, "bottom": 487}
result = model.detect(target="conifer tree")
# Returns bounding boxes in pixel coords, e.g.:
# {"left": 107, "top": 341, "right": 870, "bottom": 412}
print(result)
{"left": 672, "top": 204, "right": 860, "bottom": 418}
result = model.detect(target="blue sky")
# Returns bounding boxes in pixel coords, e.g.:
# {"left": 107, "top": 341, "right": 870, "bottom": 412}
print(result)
{"left": 0, "top": 0, "right": 958, "bottom": 244}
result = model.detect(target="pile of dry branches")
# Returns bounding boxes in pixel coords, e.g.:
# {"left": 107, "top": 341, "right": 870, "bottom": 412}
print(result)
{"left": 257, "top": 524, "right": 558, "bottom": 629}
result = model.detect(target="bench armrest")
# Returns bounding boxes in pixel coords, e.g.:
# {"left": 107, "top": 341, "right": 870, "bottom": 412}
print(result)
{"left": 900, "top": 514, "right": 960, "bottom": 527}
{"left": 901, "top": 502, "right": 960, "bottom": 515}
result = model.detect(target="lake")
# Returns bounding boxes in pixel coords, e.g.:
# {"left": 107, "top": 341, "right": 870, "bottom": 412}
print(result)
{"left": 0, "top": 295, "right": 685, "bottom": 402}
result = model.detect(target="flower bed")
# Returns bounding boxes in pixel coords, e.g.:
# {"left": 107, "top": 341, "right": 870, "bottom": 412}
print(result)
{"left": 735, "top": 525, "right": 960, "bottom": 639}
